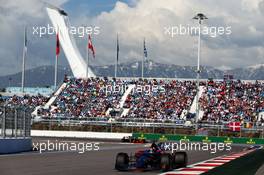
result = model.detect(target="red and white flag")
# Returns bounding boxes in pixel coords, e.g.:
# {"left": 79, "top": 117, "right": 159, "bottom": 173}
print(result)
{"left": 88, "top": 35, "right": 95, "bottom": 58}
{"left": 228, "top": 122, "right": 241, "bottom": 132}
{"left": 56, "top": 33, "right": 60, "bottom": 56}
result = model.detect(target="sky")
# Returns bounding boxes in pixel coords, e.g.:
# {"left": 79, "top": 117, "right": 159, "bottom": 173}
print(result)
{"left": 0, "top": 0, "right": 264, "bottom": 76}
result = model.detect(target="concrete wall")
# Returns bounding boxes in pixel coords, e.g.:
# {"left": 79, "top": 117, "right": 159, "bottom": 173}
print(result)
{"left": 31, "top": 130, "right": 132, "bottom": 139}
{"left": 0, "top": 138, "right": 32, "bottom": 154}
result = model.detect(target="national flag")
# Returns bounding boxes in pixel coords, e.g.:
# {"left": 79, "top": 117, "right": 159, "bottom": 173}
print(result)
{"left": 117, "top": 34, "right": 119, "bottom": 63}
{"left": 88, "top": 34, "right": 95, "bottom": 58}
{"left": 228, "top": 122, "right": 241, "bottom": 132}
{"left": 24, "top": 26, "right": 27, "bottom": 52}
{"left": 56, "top": 32, "right": 60, "bottom": 56}
{"left": 143, "top": 38, "right": 147, "bottom": 58}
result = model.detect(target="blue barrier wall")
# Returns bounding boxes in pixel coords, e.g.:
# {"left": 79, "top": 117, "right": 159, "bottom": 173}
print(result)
{"left": 0, "top": 138, "right": 32, "bottom": 154}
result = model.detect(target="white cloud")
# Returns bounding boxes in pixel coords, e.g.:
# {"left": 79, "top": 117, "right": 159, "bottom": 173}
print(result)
{"left": 1, "top": 0, "right": 264, "bottom": 76}
{"left": 83, "top": 0, "right": 264, "bottom": 69}
{"left": 0, "top": 0, "right": 69, "bottom": 76}
{"left": 241, "top": 0, "right": 261, "bottom": 12}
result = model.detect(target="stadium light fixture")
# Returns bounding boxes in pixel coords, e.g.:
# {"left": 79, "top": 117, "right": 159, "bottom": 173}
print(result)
{"left": 193, "top": 13, "right": 207, "bottom": 131}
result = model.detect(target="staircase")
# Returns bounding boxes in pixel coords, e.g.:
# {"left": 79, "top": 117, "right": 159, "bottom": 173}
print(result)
{"left": 106, "top": 84, "right": 135, "bottom": 117}
{"left": 32, "top": 83, "right": 67, "bottom": 116}
{"left": 119, "top": 84, "right": 135, "bottom": 108}
{"left": 189, "top": 86, "right": 206, "bottom": 120}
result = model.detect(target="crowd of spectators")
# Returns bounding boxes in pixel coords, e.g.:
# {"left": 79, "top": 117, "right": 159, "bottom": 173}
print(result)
{"left": 0, "top": 95, "right": 49, "bottom": 108}
{"left": 199, "top": 80, "right": 264, "bottom": 123}
{"left": 123, "top": 79, "right": 197, "bottom": 121}
{"left": 4, "top": 77, "right": 262, "bottom": 125}
{"left": 36, "top": 78, "right": 197, "bottom": 120}
{"left": 41, "top": 77, "right": 127, "bottom": 118}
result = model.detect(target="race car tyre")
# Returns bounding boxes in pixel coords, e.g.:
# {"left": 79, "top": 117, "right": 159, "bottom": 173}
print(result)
{"left": 172, "top": 152, "right": 188, "bottom": 168}
{"left": 160, "top": 153, "right": 172, "bottom": 171}
{"left": 115, "top": 153, "right": 129, "bottom": 171}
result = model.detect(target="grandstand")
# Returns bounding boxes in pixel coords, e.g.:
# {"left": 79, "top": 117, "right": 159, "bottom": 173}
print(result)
{"left": 200, "top": 80, "right": 264, "bottom": 124}
{"left": 18, "top": 76, "right": 263, "bottom": 127}
{"left": 1, "top": 94, "right": 48, "bottom": 109}
{"left": 123, "top": 80, "right": 196, "bottom": 121}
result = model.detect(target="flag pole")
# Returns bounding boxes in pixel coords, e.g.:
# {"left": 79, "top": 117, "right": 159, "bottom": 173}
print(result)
{"left": 115, "top": 54, "right": 117, "bottom": 78}
{"left": 21, "top": 26, "right": 27, "bottom": 93}
{"left": 115, "top": 33, "right": 118, "bottom": 78}
{"left": 141, "top": 38, "right": 144, "bottom": 79}
{"left": 87, "top": 35, "right": 95, "bottom": 78}
{"left": 86, "top": 45, "right": 89, "bottom": 78}
{"left": 54, "top": 27, "right": 59, "bottom": 89}
{"left": 55, "top": 55, "right": 58, "bottom": 89}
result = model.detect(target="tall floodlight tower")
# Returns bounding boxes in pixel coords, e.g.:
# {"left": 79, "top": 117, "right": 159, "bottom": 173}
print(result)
{"left": 21, "top": 26, "right": 27, "bottom": 93}
{"left": 193, "top": 13, "right": 207, "bottom": 130}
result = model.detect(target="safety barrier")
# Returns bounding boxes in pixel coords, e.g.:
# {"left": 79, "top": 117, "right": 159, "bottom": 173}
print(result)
{"left": 0, "top": 138, "right": 32, "bottom": 154}
{"left": 32, "top": 130, "right": 132, "bottom": 139}
{"left": 132, "top": 133, "right": 264, "bottom": 145}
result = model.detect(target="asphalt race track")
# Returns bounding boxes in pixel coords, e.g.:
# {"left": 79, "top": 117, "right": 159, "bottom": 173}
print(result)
{"left": 0, "top": 137, "right": 247, "bottom": 175}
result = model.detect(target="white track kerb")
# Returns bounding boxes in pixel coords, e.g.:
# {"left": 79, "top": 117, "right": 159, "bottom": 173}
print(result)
{"left": 160, "top": 149, "right": 255, "bottom": 175}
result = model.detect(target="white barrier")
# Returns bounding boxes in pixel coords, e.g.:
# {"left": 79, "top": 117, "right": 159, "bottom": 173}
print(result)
{"left": 31, "top": 130, "right": 132, "bottom": 139}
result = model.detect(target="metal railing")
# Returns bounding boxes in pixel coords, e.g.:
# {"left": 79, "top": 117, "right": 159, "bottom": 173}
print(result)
{"left": 0, "top": 105, "right": 31, "bottom": 138}
{"left": 33, "top": 118, "right": 264, "bottom": 132}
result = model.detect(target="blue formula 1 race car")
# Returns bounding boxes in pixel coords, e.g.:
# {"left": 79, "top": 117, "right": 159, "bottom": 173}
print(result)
{"left": 115, "top": 143, "right": 187, "bottom": 172}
